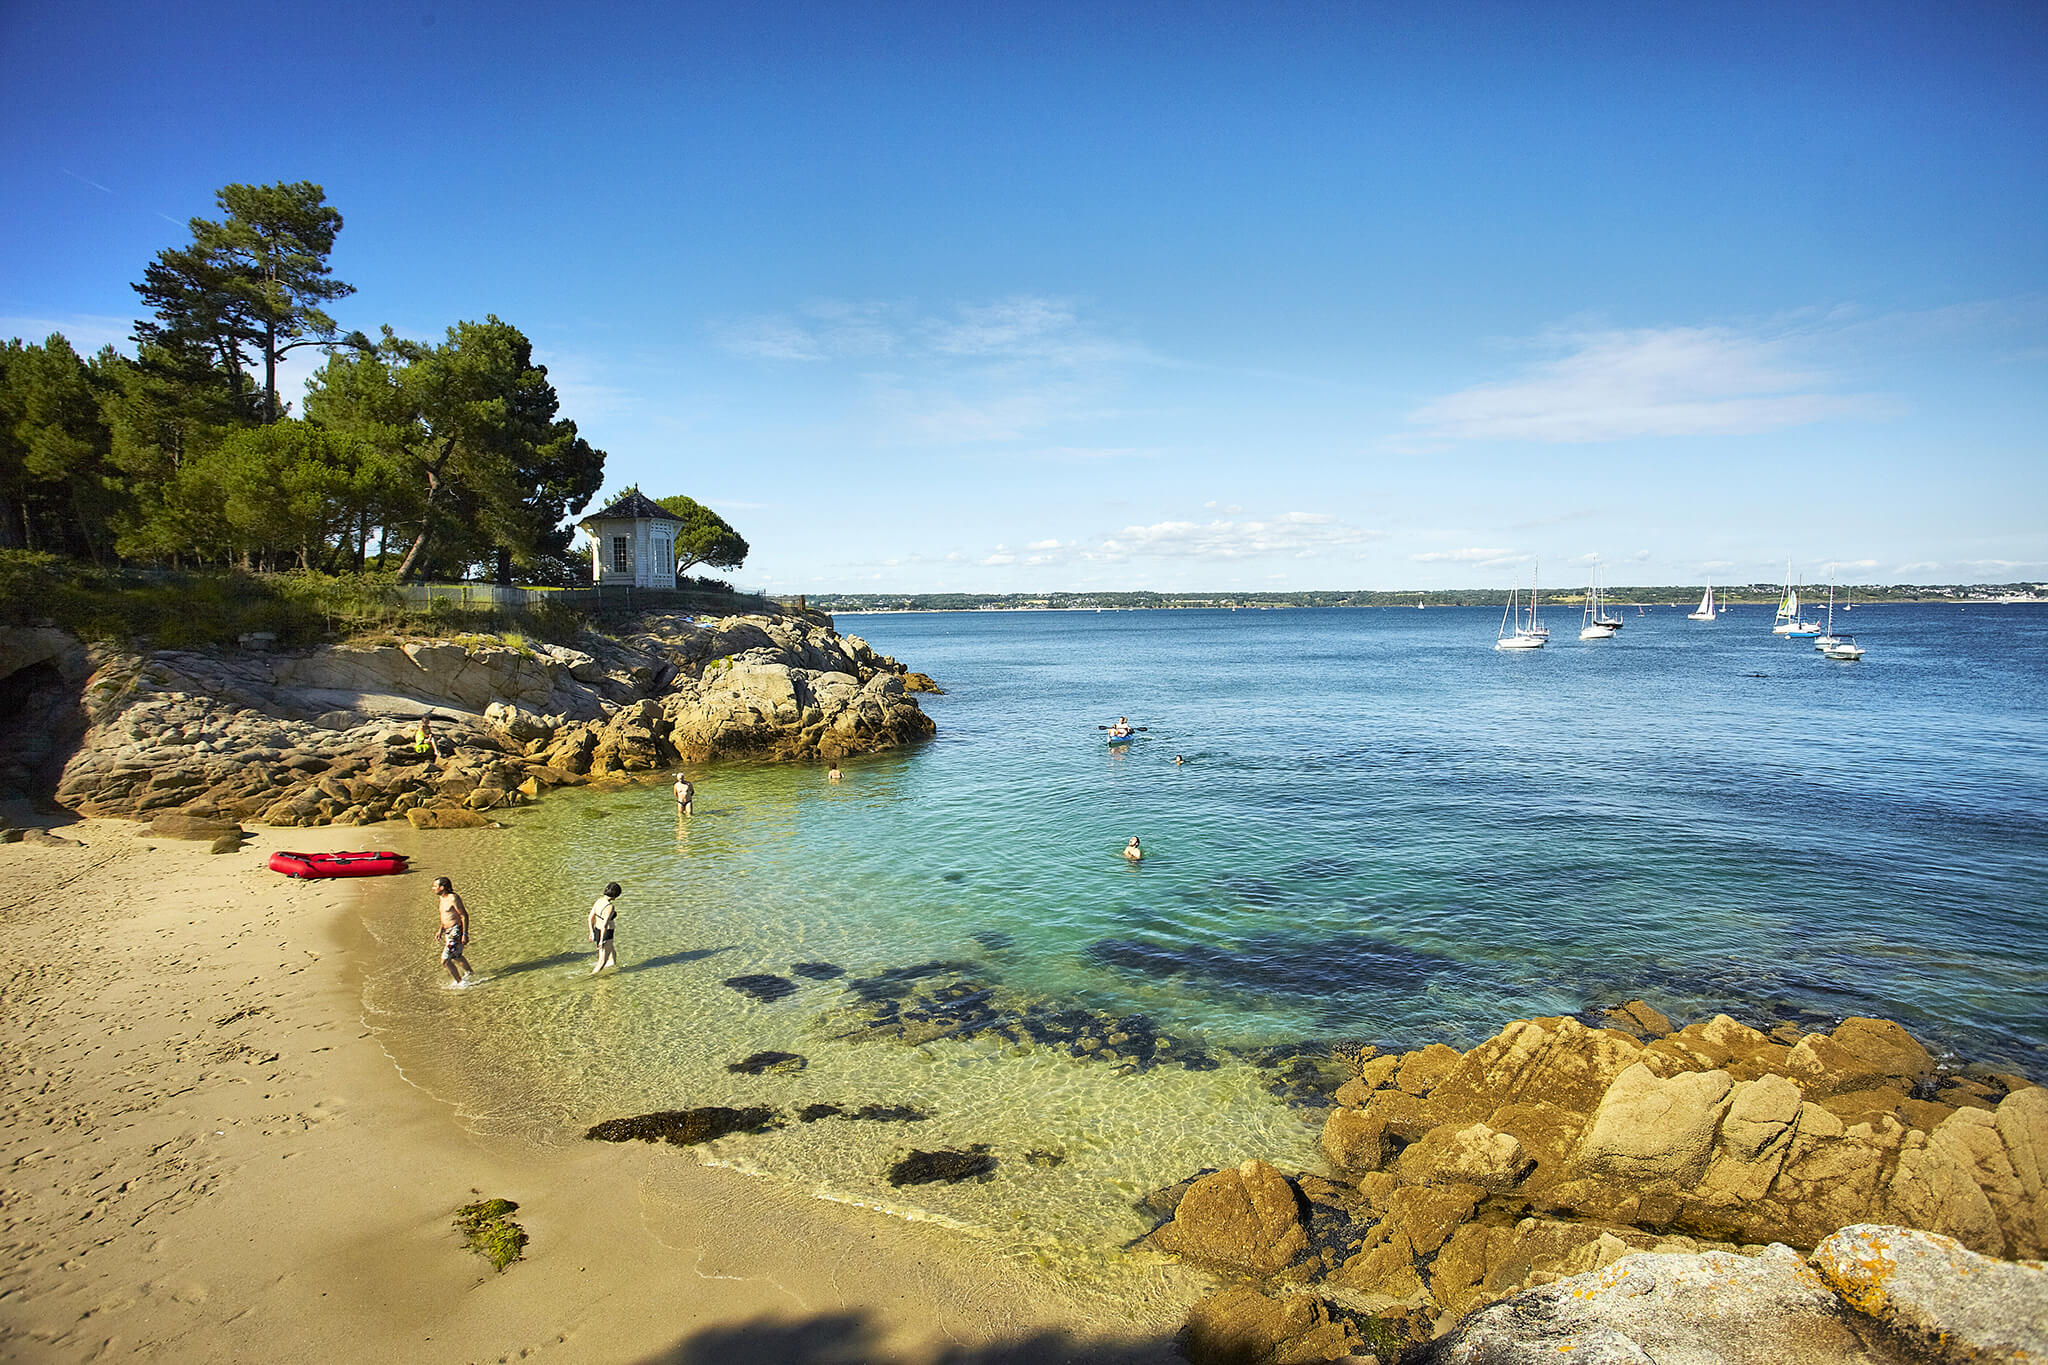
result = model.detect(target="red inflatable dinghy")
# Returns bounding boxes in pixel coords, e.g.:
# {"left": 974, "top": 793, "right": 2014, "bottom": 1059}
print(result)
{"left": 269, "top": 850, "right": 410, "bottom": 879}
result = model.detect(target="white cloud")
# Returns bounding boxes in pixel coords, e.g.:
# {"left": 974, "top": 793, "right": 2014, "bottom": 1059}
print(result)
{"left": 1407, "top": 323, "right": 1890, "bottom": 444}
{"left": 1098, "top": 512, "right": 1374, "bottom": 562}
{"left": 0, "top": 313, "right": 133, "bottom": 353}
{"left": 1204, "top": 501, "right": 1245, "bottom": 513}
{"left": 711, "top": 317, "right": 827, "bottom": 362}
{"left": 1027, "top": 539, "right": 1063, "bottom": 550}
{"left": 1410, "top": 547, "right": 1521, "bottom": 565}
{"left": 1702, "top": 560, "right": 1735, "bottom": 571}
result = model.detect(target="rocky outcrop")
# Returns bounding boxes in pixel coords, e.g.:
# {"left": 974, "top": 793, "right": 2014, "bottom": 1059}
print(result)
{"left": 16, "top": 611, "right": 935, "bottom": 828}
{"left": 1427, "top": 1226, "right": 2048, "bottom": 1365}
{"left": 1154, "top": 1004, "right": 2045, "bottom": 1355}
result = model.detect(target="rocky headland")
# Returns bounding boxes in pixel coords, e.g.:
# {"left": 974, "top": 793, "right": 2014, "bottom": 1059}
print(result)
{"left": 1148, "top": 1004, "right": 2047, "bottom": 1363}
{"left": 0, "top": 611, "right": 938, "bottom": 833}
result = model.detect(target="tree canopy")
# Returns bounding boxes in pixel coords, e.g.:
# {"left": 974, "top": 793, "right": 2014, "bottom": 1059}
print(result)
{"left": 4, "top": 181, "right": 611, "bottom": 585}
{"left": 133, "top": 180, "right": 358, "bottom": 424}
{"left": 307, "top": 318, "right": 605, "bottom": 582}
{"left": 654, "top": 493, "right": 749, "bottom": 580}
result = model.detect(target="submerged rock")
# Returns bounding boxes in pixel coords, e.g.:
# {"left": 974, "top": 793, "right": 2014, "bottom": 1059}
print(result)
{"left": 798, "top": 1103, "right": 929, "bottom": 1124}
{"left": 722, "top": 973, "right": 797, "bottom": 1002}
{"left": 887, "top": 1146, "right": 997, "bottom": 1186}
{"left": 790, "top": 961, "right": 845, "bottom": 980}
{"left": 726, "top": 1051, "right": 806, "bottom": 1075}
{"left": 585, "top": 1106, "right": 782, "bottom": 1146}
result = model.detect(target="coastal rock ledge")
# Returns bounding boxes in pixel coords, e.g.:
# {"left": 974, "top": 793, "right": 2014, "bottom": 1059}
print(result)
{"left": 3, "top": 612, "right": 935, "bottom": 828}
{"left": 1156, "top": 1007, "right": 2047, "bottom": 1364}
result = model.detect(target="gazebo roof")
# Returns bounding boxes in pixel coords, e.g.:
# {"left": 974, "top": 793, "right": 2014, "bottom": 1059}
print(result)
{"left": 579, "top": 490, "right": 682, "bottom": 525}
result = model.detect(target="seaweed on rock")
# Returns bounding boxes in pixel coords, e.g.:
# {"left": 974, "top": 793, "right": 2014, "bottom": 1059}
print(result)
{"left": 586, "top": 1106, "right": 782, "bottom": 1146}
{"left": 454, "top": 1197, "right": 528, "bottom": 1271}
{"left": 790, "top": 961, "right": 845, "bottom": 980}
{"left": 887, "top": 1145, "right": 997, "bottom": 1186}
{"left": 723, "top": 973, "right": 798, "bottom": 1002}
{"left": 727, "top": 1051, "right": 806, "bottom": 1075}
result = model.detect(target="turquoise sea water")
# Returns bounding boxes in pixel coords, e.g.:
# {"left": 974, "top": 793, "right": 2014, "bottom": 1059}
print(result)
{"left": 356, "top": 603, "right": 2048, "bottom": 1293}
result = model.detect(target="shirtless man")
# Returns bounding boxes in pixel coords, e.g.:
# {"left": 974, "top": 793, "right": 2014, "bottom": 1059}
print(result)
{"left": 1124, "top": 836, "right": 1144, "bottom": 862}
{"left": 433, "top": 876, "right": 473, "bottom": 985}
{"left": 673, "top": 772, "right": 694, "bottom": 815}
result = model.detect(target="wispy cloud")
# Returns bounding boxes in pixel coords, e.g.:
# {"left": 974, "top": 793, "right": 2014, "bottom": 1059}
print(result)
{"left": 1406, "top": 323, "right": 1891, "bottom": 444}
{"left": 0, "top": 312, "right": 133, "bottom": 352}
{"left": 979, "top": 511, "right": 1378, "bottom": 570}
{"left": 1410, "top": 546, "right": 1523, "bottom": 567}
{"left": 713, "top": 295, "right": 1153, "bottom": 449}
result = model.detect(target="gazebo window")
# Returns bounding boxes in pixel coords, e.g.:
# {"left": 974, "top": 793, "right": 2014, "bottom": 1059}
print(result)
{"left": 611, "top": 536, "right": 630, "bottom": 574}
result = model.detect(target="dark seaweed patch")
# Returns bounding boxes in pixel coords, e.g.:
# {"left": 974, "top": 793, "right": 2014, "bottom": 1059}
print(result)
{"left": 726, "top": 1051, "right": 806, "bottom": 1075}
{"left": 797, "top": 1102, "right": 928, "bottom": 1124}
{"left": 1086, "top": 932, "right": 1460, "bottom": 998}
{"left": 791, "top": 962, "right": 845, "bottom": 980}
{"left": 970, "top": 930, "right": 1014, "bottom": 951}
{"left": 1024, "top": 1148, "right": 1065, "bottom": 1168}
{"left": 1288, "top": 856, "right": 1359, "bottom": 881}
{"left": 845, "top": 960, "right": 978, "bottom": 1003}
{"left": 942, "top": 871, "right": 967, "bottom": 883}
{"left": 887, "top": 1145, "right": 996, "bottom": 1186}
{"left": 723, "top": 973, "right": 798, "bottom": 1002}
{"left": 586, "top": 1106, "right": 782, "bottom": 1146}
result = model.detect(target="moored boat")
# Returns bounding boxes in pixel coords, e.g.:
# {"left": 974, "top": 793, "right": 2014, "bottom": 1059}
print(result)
{"left": 269, "top": 850, "right": 411, "bottom": 879}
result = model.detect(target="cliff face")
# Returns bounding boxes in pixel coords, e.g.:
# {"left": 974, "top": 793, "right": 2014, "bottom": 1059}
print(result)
{"left": 11, "top": 612, "right": 937, "bottom": 829}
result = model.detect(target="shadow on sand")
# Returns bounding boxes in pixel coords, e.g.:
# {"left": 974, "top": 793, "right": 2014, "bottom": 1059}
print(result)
{"left": 633, "top": 1311, "right": 1180, "bottom": 1365}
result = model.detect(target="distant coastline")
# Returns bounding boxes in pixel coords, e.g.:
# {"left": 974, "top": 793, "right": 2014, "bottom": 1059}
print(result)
{"left": 824, "top": 584, "right": 2048, "bottom": 614}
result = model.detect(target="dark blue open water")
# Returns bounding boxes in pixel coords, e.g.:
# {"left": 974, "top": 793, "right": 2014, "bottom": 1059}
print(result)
{"left": 358, "top": 601, "right": 2048, "bottom": 1288}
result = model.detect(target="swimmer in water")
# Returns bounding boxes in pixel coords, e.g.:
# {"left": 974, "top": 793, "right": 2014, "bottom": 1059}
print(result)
{"left": 1123, "top": 837, "right": 1143, "bottom": 862}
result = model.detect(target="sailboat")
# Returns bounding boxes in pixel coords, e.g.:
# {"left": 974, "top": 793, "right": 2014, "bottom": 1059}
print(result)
{"left": 1580, "top": 571, "right": 1615, "bottom": 640}
{"left": 1496, "top": 578, "right": 1544, "bottom": 650}
{"left": 1772, "top": 559, "right": 1822, "bottom": 637}
{"left": 1417, "top": 594, "right": 1425, "bottom": 610}
{"left": 1689, "top": 584, "right": 1717, "bottom": 621}
{"left": 1524, "top": 560, "right": 1550, "bottom": 639}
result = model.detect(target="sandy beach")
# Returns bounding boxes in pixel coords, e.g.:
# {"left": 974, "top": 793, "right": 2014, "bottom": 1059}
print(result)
{"left": 0, "top": 820, "right": 1187, "bottom": 1364}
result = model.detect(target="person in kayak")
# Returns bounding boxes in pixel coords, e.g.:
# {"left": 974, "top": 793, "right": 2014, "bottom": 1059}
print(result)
{"left": 433, "top": 876, "right": 472, "bottom": 985}
{"left": 588, "top": 882, "right": 623, "bottom": 974}
{"left": 1107, "top": 716, "right": 1133, "bottom": 739}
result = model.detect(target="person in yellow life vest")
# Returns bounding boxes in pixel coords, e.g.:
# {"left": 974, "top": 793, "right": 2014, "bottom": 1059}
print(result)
{"left": 415, "top": 715, "right": 435, "bottom": 769}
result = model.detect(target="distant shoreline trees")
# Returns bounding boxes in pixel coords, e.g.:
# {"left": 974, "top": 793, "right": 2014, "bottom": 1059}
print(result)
{"left": 0, "top": 180, "right": 605, "bottom": 584}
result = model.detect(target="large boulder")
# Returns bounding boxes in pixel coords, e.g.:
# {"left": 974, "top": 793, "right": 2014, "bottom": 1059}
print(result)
{"left": 1179, "top": 1286, "right": 1362, "bottom": 1365}
{"left": 1575, "top": 1065, "right": 1735, "bottom": 1185}
{"left": 1431, "top": 1243, "right": 1898, "bottom": 1365}
{"left": 1811, "top": 1224, "right": 2048, "bottom": 1363}
{"left": 1148, "top": 1159, "right": 1310, "bottom": 1276}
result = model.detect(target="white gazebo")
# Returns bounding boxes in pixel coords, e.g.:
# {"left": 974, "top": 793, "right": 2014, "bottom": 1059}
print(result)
{"left": 577, "top": 490, "right": 682, "bottom": 588}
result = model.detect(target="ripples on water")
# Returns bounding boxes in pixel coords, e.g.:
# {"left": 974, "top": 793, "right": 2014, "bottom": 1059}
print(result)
{"left": 356, "top": 603, "right": 2048, "bottom": 1290}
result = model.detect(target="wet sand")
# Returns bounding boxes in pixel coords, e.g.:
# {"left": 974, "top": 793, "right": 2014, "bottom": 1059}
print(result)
{"left": 0, "top": 821, "right": 1186, "bottom": 1363}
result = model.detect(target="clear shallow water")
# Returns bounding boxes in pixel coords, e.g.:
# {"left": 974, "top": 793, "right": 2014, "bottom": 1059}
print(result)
{"left": 356, "top": 603, "right": 2048, "bottom": 1291}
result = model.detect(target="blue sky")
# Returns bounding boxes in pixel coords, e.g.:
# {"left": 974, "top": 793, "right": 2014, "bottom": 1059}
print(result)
{"left": 4, "top": 1, "right": 2044, "bottom": 591}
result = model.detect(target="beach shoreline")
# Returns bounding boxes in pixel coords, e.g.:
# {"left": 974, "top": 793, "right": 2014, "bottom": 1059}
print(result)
{"left": 0, "top": 820, "right": 1187, "bottom": 1364}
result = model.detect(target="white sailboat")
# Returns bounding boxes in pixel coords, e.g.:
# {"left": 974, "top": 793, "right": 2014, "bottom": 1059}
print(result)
{"left": 1496, "top": 578, "right": 1544, "bottom": 650}
{"left": 1580, "top": 570, "right": 1615, "bottom": 640}
{"left": 1689, "top": 583, "right": 1716, "bottom": 621}
{"left": 1772, "top": 559, "right": 1821, "bottom": 636}
{"left": 1525, "top": 560, "right": 1550, "bottom": 639}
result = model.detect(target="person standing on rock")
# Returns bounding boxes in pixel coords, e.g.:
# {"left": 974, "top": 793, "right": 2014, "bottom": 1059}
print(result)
{"left": 433, "top": 876, "right": 473, "bottom": 985}
{"left": 415, "top": 714, "right": 436, "bottom": 771}
{"left": 588, "top": 882, "right": 623, "bottom": 974}
{"left": 673, "top": 772, "right": 693, "bottom": 815}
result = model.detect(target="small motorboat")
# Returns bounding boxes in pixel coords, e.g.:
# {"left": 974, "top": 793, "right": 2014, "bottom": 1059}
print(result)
{"left": 269, "top": 850, "right": 411, "bottom": 879}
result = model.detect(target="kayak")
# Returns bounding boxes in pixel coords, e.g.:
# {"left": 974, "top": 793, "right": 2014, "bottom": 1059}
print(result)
{"left": 269, "top": 850, "right": 411, "bottom": 879}
{"left": 1106, "top": 731, "right": 1136, "bottom": 746}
